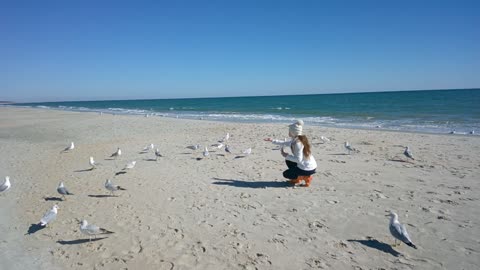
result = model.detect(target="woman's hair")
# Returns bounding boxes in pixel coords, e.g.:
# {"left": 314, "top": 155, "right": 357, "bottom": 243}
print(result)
{"left": 297, "top": 135, "right": 311, "bottom": 157}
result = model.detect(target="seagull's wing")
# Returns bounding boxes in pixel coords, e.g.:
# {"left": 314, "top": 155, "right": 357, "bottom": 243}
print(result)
{"left": 40, "top": 209, "right": 57, "bottom": 225}
{"left": 400, "top": 224, "right": 414, "bottom": 244}
{"left": 0, "top": 180, "right": 9, "bottom": 192}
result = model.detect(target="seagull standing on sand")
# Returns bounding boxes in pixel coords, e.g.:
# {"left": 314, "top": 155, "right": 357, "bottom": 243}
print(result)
{"left": 57, "top": 182, "right": 73, "bottom": 200}
{"left": 220, "top": 133, "right": 230, "bottom": 142}
{"left": 141, "top": 144, "right": 154, "bottom": 153}
{"left": 225, "top": 145, "right": 232, "bottom": 153}
{"left": 403, "top": 146, "right": 414, "bottom": 160}
{"left": 89, "top": 156, "right": 99, "bottom": 169}
{"left": 344, "top": 142, "right": 357, "bottom": 155}
{"left": 39, "top": 205, "right": 59, "bottom": 227}
{"left": 242, "top": 148, "right": 252, "bottom": 155}
{"left": 212, "top": 143, "right": 224, "bottom": 149}
{"left": 61, "top": 142, "right": 75, "bottom": 153}
{"left": 187, "top": 144, "right": 201, "bottom": 150}
{"left": 387, "top": 211, "right": 417, "bottom": 249}
{"left": 105, "top": 179, "right": 126, "bottom": 196}
{"left": 123, "top": 161, "right": 136, "bottom": 170}
{"left": 320, "top": 136, "right": 330, "bottom": 143}
{"left": 110, "top": 147, "right": 122, "bottom": 159}
{"left": 0, "top": 176, "right": 11, "bottom": 193}
{"left": 203, "top": 147, "right": 209, "bottom": 157}
{"left": 79, "top": 219, "right": 114, "bottom": 241}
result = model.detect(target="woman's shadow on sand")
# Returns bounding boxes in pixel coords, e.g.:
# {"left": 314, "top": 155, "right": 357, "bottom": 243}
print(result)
{"left": 347, "top": 238, "right": 401, "bottom": 257}
{"left": 212, "top": 178, "right": 291, "bottom": 189}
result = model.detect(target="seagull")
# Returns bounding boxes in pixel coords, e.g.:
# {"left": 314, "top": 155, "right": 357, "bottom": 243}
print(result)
{"left": 470, "top": 130, "right": 475, "bottom": 135}
{"left": 89, "top": 156, "right": 99, "bottom": 169}
{"left": 344, "top": 142, "right": 358, "bottom": 155}
{"left": 320, "top": 136, "right": 330, "bottom": 142}
{"left": 39, "top": 205, "right": 59, "bottom": 227}
{"left": 57, "top": 182, "right": 73, "bottom": 200}
{"left": 203, "top": 147, "right": 209, "bottom": 157}
{"left": 155, "top": 148, "right": 163, "bottom": 161}
{"left": 61, "top": 142, "right": 75, "bottom": 153}
{"left": 387, "top": 211, "right": 417, "bottom": 249}
{"left": 105, "top": 179, "right": 126, "bottom": 196}
{"left": 242, "top": 148, "right": 252, "bottom": 155}
{"left": 110, "top": 147, "right": 122, "bottom": 159}
{"left": 141, "top": 144, "right": 154, "bottom": 153}
{"left": 122, "top": 161, "right": 136, "bottom": 170}
{"left": 225, "top": 145, "right": 232, "bottom": 153}
{"left": 0, "top": 176, "right": 11, "bottom": 193}
{"left": 79, "top": 219, "right": 114, "bottom": 241}
{"left": 403, "top": 146, "right": 414, "bottom": 160}
{"left": 187, "top": 144, "right": 201, "bottom": 150}
{"left": 220, "top": 133, "right": 230, "bottom": 143}
{"left": 212, "top": 143, "right": 224, "bottom": 149}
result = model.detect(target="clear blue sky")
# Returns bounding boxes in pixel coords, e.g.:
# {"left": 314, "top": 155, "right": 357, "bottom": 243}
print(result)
{"left": 1, "top": 0, "right": 479, "bottom": 102}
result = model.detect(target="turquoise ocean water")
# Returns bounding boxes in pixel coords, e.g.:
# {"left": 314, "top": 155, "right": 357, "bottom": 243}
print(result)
{"left": 12, "top": 89, "right": 480, "bottom": 134}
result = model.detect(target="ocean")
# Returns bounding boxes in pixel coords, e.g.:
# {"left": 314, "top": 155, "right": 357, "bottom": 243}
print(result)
{"left": 12, "top": 89, "right": 480, "bottom": 134}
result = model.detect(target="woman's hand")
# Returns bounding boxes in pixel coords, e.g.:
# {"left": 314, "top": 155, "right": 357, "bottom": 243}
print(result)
{"left": 280, "top": 147, "right": 288, "bottom": 157}
{"left": 264, "top": 138, "right": 272, "bottom": 142}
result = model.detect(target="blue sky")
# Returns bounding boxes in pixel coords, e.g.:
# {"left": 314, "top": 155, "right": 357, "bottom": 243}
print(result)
{"left": 1, "top": 0, "right": 479, "bottom": 102}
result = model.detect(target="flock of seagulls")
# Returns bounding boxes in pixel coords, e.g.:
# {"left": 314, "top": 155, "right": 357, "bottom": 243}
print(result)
{"left": 1, "top": 131, "right": 421, "bottom": 250}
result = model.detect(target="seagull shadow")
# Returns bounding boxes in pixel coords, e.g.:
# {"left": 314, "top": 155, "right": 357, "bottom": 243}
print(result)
{"left": 115, "top": 171, "right": 127, "bottom": 176}
{"left": 329, "top": 153, "right": 348, "bottom": 156}
{"left": 144, "top": 158, "right": 157, "bottom": 162}
{"left": 26, "top": 224, "right": 45, "bottom": 235}
{"left": 43, "top": 197, "right": 63, "bottom": 201}
{"left": 347, "top": 239, "right": 401, "bottom": 257}
{"left": 57, "top": 237, "right": 107, "bottom": 245}
{"left": 212, "top": 178, "right": 291, "bottom": 189}
{"left": 104, "top": 158, "right": 116, "bottom": 161}
{"left": 88, "top": 194, "right": 116, "bottom": 198}
{"left": 74, "top": 168, "right": 94, "bottom": 172}
{"left": 234, "top": 155, "right": 247, "bottom": 159}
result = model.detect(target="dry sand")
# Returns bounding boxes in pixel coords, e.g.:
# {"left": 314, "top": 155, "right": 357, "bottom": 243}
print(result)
{"left": 0, "top": 107, "right": 479, "bottom": 270}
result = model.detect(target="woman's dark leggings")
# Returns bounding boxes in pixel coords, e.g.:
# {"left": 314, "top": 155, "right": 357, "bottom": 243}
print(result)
{"left": 283, "top": 160, "right": 316, "bottom": 180}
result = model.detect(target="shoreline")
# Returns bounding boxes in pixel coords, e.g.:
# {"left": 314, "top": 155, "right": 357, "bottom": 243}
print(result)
{"left": 1, "top": 106, "right": 479, "bottom": 269}
{"left": 3, "top": 105, "right": 478, "bottom": 137}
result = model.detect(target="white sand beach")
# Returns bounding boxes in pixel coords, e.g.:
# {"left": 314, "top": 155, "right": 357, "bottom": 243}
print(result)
{"left": 1, "top": 107, "right": 479, "bottom": 269}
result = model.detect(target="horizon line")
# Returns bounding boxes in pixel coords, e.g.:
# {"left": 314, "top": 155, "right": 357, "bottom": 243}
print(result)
{"left": 8, "top": 87, "right": 480, "bottom": 104}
